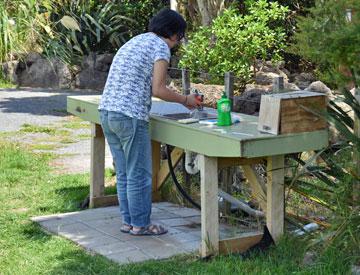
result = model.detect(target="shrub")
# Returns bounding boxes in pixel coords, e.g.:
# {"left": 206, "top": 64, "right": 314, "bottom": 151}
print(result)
{"left": 290, "top": 0, "right": 360, "bottom": 88}
{"left": 179, "top": 0, "right": 288, "bottom": 87}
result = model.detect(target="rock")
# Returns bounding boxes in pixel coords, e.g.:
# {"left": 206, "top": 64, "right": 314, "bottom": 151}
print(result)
{"left": 16, "top": 53, "right": 72, "bottom": 88}
{"left": 255, "top": 72, "right": 281, "bottom": 85}
{"left": 294, "top": 72, "right": 316, "bottom": 90}
{"left": 191, "top": 83, "right": 223, "bottom": 108}
{"left": 305, "top": 81, "right": 333, "bottom": 96}
{"left": 1, "top": 60, "right": 19, "bottom": 83}
{"left": 75, "top": 53, "right": 114, "bottom": 90}
{"left": 302, "top": 251, "right": 317, "bottom": 266}
{"left": 234, "top": 87, "right": 268, "bottom": 115}
{"left": 268, "top": 82, "right": 300, "bottom": 93}
{"left": 56, "top": 61, "right": 72, "bottom": 89}
{"left": 94, "top": 53, "right": 114, "bottom": 72}
{"left": 352, "top": 265, "right": 360, "bottom": 275}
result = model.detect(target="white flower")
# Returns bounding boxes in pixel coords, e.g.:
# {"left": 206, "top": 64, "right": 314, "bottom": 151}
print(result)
{"left": 8, "top": 19, "right": 15, "bottom": 26}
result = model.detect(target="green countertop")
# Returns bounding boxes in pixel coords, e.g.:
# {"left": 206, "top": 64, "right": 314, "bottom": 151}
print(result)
{"left": 67, "top": 95, "right": 329, "bottom": 158}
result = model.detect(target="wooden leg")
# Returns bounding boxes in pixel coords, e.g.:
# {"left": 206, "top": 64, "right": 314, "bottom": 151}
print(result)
{"left": 90, "top": 123, "right": 105, "bottom": 208}
{"left": 199, "top": 155, "right": 219, "bottom": 257}
{"left": 266, "top": 155, "right": 285, "bottom": 242}
{"left": 151, "top": 140, "right": 161, "bottom": 202}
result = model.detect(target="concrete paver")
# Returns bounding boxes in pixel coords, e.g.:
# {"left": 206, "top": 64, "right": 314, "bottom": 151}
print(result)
{"left": 33, "top": 203, "right": 259, "bottom": 265}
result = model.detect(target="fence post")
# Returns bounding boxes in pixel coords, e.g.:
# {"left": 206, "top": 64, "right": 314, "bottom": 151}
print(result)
{"left": 273, "top": 76, "right": 284, "bottom": 93}
{"left": 225, "top": 72, "right": 234, "bottom": 111}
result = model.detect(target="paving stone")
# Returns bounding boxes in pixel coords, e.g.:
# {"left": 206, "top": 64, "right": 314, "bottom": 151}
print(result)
{"left": 77, "top": 235, "right": 120, "bottom": 249}
{"left": 107, "top": 249, "right": 153, "bottom": 264}
{"left": 155, "top": 231, "right": 200, "bottom": 244}
{"left": 154, "top": 202, "right": 177, "bottom": 209}
{"left": 164, "top": 206, "right": 200, "bottom": 218}
{"left": 181, "top": 241, "right": 200, "bottom": 253}
{"left": 158, "top": 217, "right": 195, "bottom": 227}
{"left": 141, "top": 243, "right": 187, "bottom": 260}
{"left": 32, "top": 202, "right": 239, "bottom": 265}
{"left": 92, "top": 241, "right": 138, "bottom": 256}
{"left": 37, "top": 217, "right": 78, "bottom": 233}
{"left": 151, "top": 210, "right": 181, "bottom": 220}
{"left": 128, "top": 236, "right": 167, "bottom": 250}
{"left": 82, "top": 217, "right": 122, "bottom": 231}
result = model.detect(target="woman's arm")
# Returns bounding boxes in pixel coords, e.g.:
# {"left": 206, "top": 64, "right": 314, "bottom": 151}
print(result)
{"left": 152, "top": 60, "right": 201, "bottom": 108}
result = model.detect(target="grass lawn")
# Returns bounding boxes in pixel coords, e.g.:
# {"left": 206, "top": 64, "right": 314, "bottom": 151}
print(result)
{"left": 0, "top": 140, "right": 353, "bottom": 274}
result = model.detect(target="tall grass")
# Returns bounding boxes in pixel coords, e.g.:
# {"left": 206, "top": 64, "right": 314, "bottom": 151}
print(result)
{"left": 0, "top": 0, "right": 47, "bottom": 62}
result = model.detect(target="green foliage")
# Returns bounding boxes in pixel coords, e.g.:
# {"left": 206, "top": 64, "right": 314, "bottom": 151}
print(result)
{"left": 0, "top": 0, "right": 51, "bottom": 63}
{"left": 287, "top": 89, "right": 360, "bottom": 261}
{"left": 290, "top": 0, "right": 360, "bottom": 88}
{"left": 180, "top": 0, "right": 289, "bottom": 86}
{"left": 42, "top": 0, "right": 167, "bottom": 65}
{"left": 0, "top": 0, "right": 166, "bottom": 65}
{"left": 0, "top": 140, "right": 353, "bottom": 273}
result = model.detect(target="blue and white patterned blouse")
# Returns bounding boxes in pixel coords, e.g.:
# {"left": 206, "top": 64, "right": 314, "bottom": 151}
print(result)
{"left": 99, "top": 32, "right": 171, "bottom": 121}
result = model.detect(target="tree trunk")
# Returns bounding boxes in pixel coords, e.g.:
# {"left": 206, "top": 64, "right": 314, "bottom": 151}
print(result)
{"left": 196, "top": 0, "right": 225, "bottom": 26}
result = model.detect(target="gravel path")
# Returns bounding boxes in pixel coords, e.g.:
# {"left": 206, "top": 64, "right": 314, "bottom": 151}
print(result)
{"left": 0, "top": 87, "right": 113, "bottom": 173}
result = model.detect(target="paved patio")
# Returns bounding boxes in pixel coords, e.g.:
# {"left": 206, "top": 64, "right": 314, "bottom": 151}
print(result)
{"left": 32, "top": 202, "right": 254, "bottom": 264}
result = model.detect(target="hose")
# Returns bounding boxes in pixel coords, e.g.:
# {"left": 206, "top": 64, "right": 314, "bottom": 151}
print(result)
{"left": 166, "top": 144, "right": 201, "bottom": 210}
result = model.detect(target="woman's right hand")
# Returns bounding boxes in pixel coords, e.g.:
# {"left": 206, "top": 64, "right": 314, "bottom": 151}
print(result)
{"left": 184, "top": 94, "right": 203, "bottom": 109}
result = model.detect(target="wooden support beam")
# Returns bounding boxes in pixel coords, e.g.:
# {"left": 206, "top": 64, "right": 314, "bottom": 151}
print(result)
{"left": 219, "top": 232, "right": 263, "bottom": 254}
{"left": 225, "top": 72, "right": 234, "bottom": 111}
{"left": 152, "top": 140, "right": 161, "bottom": 202}
{"left": 266, "top": 155, "right": 285, "bottom": 242}
{"left": 199, "top": 155, "right": 219, "bottom": 257}
{"left": 218, "top": 157, "right": 265, "bottom": 169}
{"left": 273, "top": 76, "right": 284, "bottom": 93}
{"left": 91, "top": 195, "right": 119, "bottom": 208}
{"left": 242, "top": 165, "right": 267, "bottom": 210}
{"left": 157, "top": 147, "right": 184, "bottom": 189}
{"left": 89, "top": 123, "right": 105, "bottom": 208}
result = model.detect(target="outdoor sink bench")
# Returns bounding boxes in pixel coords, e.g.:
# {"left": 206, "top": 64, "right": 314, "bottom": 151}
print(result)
{"left": 67, "top": 95, "right": 328, "bottom": 258}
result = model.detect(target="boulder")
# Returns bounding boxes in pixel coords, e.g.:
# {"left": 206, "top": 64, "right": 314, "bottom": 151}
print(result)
{"left": 1, "top": 60, "right": 19, "bottom": 83}
{"left": 75, "top": 53, "right": 114, "bottom": 90}
{"left": 305, "top": 81, "right": 333, "bottom": 96}
{"left": 16, "top": 53, "right": 72, "bottom": 88}
{"left": 268, "top": 82, "right": 300, "bottom": 93}
{"left": 234, "top": 87, "right": 268, "bottom": 115}
{"left": 294, "top": 72, "right": 316, "bottom": 90}
{"left": 255, "top": 72, "right": 281, "bottom": 85}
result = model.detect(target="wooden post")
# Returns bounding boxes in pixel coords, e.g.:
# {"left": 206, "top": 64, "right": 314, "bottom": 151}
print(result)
{"left": 199, "top": 155, "right": 219, "bottom": 257}
{"left": 353, "top": 89, "right": 360, "bottom": 204}
{"left": 89, "top": 123, "right": 105, "bottom": 208}
{"left": 225, "top": 72, "right": 234, "bottom": 111}
{"left": 182, "top": 68, "right": 191, "bottom": 96}
{"left": 152, "top": 140, "right": 161, "bottom": 202}
{"left": 273, "top": 76, "right": 284, "bottom": 93}
{"left": 266, "top": 154, "right": 285, "bottom": 242}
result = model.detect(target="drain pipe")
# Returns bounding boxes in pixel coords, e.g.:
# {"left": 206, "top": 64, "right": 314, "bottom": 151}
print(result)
{"left": 184, "top": 150, "right": 200, "bottom": 174}
{"left": 167, "top": 145, "right": 265, "bottom": 217}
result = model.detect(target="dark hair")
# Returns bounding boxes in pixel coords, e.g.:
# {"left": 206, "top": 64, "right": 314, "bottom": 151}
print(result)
{"left": 148, "top": 8, "right": 187, "bottom": 40}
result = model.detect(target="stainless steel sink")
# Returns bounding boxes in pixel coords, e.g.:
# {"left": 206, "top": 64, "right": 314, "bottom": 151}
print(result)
{"left": 158, "top": 111, "right": 217, "bottom": 120}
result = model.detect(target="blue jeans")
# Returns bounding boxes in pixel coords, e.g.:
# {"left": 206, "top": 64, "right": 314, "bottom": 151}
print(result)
{"left": 100, "top": 110, "right": 152, "bottom": 227}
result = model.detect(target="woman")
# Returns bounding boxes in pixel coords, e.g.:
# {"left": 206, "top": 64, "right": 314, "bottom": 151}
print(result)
{"left": 99, "top": 8, "right": 201, "bottom": 236}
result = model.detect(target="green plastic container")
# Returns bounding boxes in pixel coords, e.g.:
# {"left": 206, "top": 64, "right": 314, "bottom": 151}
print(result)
{"left": 217, "top": 92, "right": 232, "bottom": 126}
